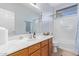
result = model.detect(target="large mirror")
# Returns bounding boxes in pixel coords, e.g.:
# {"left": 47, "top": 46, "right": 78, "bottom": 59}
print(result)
{"left": 0, "top": 3, "right": 41, "bottom": 38}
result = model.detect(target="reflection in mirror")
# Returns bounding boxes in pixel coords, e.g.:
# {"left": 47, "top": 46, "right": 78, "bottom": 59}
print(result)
{"left": 25, "top": 21, "right": 32, "bottom": 34}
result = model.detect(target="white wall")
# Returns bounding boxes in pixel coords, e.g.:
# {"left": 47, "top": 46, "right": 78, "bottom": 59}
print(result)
{"left": 0, "top": 3, "right": 40, "bottom": 36}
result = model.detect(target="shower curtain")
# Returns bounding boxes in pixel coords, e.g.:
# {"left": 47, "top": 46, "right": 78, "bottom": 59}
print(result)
{"left": 53, "top": 15, "right": 77, "bottom": 53}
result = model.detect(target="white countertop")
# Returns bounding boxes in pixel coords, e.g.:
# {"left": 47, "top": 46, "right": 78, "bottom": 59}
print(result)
{"left": 0, "top": 35, "right": 53, "bottom": 56}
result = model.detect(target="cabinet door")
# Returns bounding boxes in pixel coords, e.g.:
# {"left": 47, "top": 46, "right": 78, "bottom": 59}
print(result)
{"left": 41, "top": 45, "right": 48, "bottom": 56}
{"left": 30, "top": 49, "right": 41, "bottom": 56}
{"left": 9, "top": 48, "right": 29, "bottom": 56}
{"left": 49, "top": 38, "right": 53, "bottom": 56}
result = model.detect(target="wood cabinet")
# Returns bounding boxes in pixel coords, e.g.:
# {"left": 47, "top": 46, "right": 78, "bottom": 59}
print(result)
{"left": 48, "top": 38, "right": 53, "bottom": 56}
{"left": 8, "top": 38, "right": 53, "bottom": 56}
{"left": 41, "top": 45, "right": 48, "bottom": 56}
{"left": 29, "top": 43, "right": 40, "bottom": 55}
{"left": 41, "top": 40, "right": 48, "bottom": 47}
{"left": 9, "top": 48, "right": 29, "bottom": 56}
{"left": 40, "top": 40, "right": 49, "bottom": 56}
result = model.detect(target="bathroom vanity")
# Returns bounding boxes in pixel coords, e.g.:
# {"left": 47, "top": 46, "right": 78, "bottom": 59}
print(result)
{"left": 0, "top": 34, "right": 53, "bottom": 56}
{"left": 0, "top": 35, "right": 53, "bottom": 56}
{"left": 8, "top": 37, "right": 53, "bottom": 56}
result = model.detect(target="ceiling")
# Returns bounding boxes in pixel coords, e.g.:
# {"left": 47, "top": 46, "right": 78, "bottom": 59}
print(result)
{"left": 49, "top": 3, "right": 76, "bottom": 10}
{"left": 36, "top": 3, "right": 76, "bottom": 12}
{"left": 23, "top": 3, "right": 77, "bottom": 16}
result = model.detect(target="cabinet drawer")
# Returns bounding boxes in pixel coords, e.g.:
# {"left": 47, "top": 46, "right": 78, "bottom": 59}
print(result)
{"left": 29, "top": 43, "right": 40, "bottom": 54}
{"left": 30, "top": 49, "right": 40, "bottom": 56}
{"left": 41, "top": 40, "right": 48, "bottom": 47}
{"left": 9, "top": 48, "right": 29, "bottom": 56}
